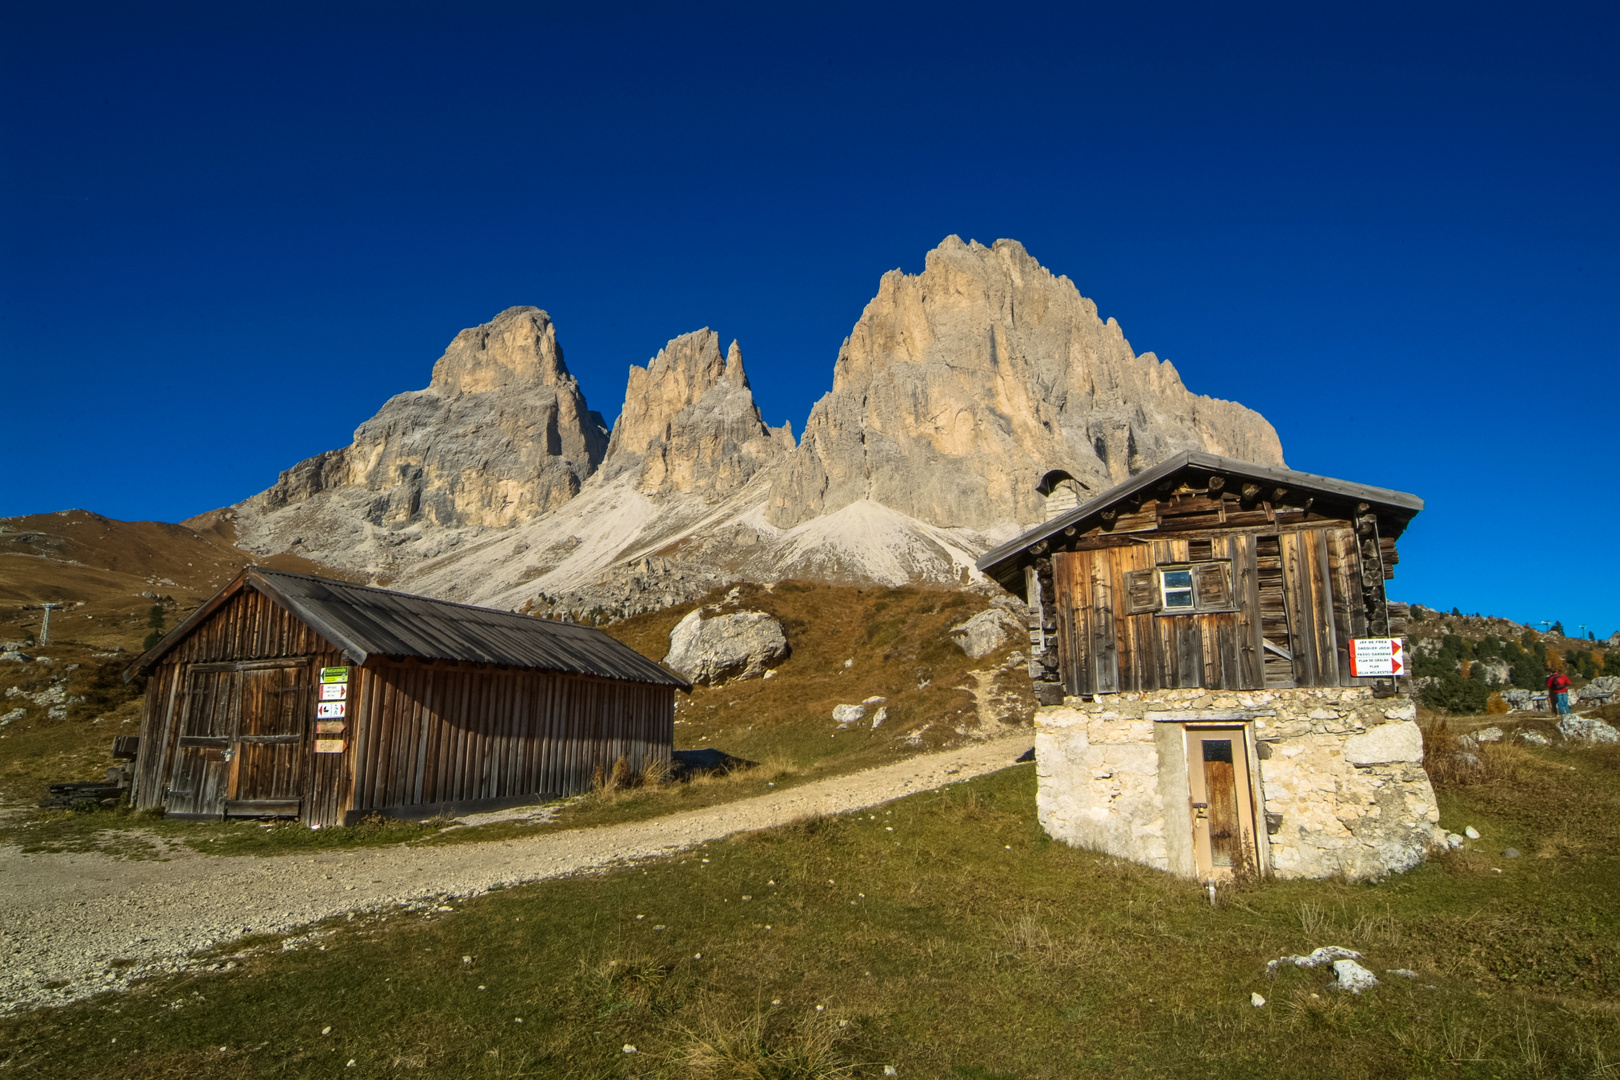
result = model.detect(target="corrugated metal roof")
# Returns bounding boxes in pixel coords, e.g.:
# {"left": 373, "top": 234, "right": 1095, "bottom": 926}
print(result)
{"left": 135, "top": 567, "right": 689, "bottom": 688}
{"left": 976, "top": 451, "right": 1423, "bottom": 583}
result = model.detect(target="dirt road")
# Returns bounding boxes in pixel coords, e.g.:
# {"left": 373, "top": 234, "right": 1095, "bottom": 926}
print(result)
{"left": 0, "top": 734, "right": 1032, "bottom": 1014}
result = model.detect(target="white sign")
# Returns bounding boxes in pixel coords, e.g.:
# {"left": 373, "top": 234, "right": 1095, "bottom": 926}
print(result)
{"left": 1350, "top": 637, "right": 1405, "bottom": 677}
{"left": 316, "top": 701, "right": 347, "bottom": 720}
{"left": 319, "top": 683, "right": 347, "bottom": 701}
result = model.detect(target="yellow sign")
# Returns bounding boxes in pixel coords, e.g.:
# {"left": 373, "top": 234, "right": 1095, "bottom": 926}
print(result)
{"left": 320, "top": 666, "right": 350, "bottom": 684}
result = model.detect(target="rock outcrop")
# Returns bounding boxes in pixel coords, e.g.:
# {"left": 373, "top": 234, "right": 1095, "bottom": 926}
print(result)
{"left": 949, "top": 608, "right": 1026, "bottom": 659}
{"left": 766, "top": 237, "right": 1283, "bottom": 532}
{"left": 600, "top": 330, "right": 793, "bottom": 500}
{"left": 230, "top": 307, "right": 608, "bottom": 570}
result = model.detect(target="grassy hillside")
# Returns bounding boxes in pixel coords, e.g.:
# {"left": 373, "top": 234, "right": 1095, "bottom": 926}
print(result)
{"left": 0, "top": 509, "right": 338, "bottom": 652}
{"left": 604, "top": 580, "right": 1033, "bottom": 768}
{"left": 4, "top": 731, "right": 1616, "bottom": 1078}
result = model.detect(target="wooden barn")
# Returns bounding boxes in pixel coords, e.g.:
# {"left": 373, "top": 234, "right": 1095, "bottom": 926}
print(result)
{"left": 976, "top": 452, "right": 1444, "bottom": 882}
{"left": 126, "top": 568, "right": 688, "bottom": 827}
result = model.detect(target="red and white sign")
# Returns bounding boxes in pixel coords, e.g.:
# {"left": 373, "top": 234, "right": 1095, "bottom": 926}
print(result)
{"left": 1350, "top": 637, "right": 1405, "bottom": 677}
{"left": 316, "top": 701, "right": 347, "bottom": 720}
{"left": 319, "top": 682, "right": 347, "bottom": 701}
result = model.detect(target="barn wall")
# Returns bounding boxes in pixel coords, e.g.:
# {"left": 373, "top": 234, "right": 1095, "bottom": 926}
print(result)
{"left": 133, "top": 587, "right": 351, "bottom": 823}
{"left": 348, "top": 661, "right": 675, "bottom": 819}
{"left": 1050, "top": 516, "right": 1376, "bottom": 693}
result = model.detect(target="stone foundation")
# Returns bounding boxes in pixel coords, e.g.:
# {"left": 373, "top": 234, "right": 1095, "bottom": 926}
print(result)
{"left": 1034, "top": 687, "right": 1443, "bottom": 881}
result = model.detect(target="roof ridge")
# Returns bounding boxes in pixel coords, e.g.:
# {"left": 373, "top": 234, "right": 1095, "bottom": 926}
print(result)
{"left": 249, "top": 566, "right": 544, "bottom": 620}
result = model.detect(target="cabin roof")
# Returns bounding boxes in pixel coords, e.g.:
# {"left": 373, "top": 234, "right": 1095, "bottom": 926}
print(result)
{"left": 976, "top": 451, "right": 1423, "bottom": 586}
{"left": 127, "top": 567, "right": 691, "bottom": 689}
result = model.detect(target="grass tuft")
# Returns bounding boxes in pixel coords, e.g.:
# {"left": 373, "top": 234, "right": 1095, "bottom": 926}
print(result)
{"left": 668, "top": 1007, "right": 859, "bottom": 1080}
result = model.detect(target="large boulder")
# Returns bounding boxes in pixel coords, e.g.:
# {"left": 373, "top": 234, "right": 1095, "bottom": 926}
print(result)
{"left": 663, "top": 609, "right": 789, "bottom": 685}
{"left": 950, "top": 609, "right": 1025, "bottom": 659}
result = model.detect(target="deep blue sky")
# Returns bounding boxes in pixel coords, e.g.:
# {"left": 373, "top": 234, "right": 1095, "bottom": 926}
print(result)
{"left": 3, "top": 2, "right": 1616, "bottom": 632}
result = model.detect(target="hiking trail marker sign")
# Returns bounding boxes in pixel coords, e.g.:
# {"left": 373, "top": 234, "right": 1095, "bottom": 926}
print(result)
{"left": 1350, "top": 637, "right": 1405, "bottom": 677}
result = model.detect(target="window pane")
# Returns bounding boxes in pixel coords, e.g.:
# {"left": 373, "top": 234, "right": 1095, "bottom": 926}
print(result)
{"left": 1165, "top": 589, "right": 1195, "bottom": 608}
{"left": 1162, "top": 570, "right": 1193, "bottom": 589}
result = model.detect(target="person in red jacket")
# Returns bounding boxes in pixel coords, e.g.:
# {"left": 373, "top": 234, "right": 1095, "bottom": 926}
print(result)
{"left": 1547, "top": 670, "right": 1573, "bottom": 715}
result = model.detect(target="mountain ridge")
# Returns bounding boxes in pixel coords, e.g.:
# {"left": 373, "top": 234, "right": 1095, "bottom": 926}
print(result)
{"left": 216, "top": 238, "right": 1284, "bottom": 616}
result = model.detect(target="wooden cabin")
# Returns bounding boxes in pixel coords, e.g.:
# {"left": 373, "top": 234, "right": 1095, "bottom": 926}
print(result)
{"left": 978, "top": 451, "right": 1423, "bottom": 701}
{"left": 977, "top": 453, "right": 1443, "bottom": 882}
{"left": 126, "top": 568, "right": 688, "bottom": 827}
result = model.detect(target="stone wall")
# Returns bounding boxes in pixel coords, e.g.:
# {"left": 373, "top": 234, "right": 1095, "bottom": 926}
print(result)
{"left": 1034, "top": 686, "right": 1444, "bottom": 882}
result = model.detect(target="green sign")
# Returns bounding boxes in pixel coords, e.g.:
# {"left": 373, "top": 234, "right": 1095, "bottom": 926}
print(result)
{"left": 320, "top": 666, "right": 351, "bottom": 684}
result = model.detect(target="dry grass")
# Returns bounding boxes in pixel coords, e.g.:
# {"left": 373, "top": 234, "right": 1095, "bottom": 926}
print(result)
{"left": 668, "top": 1007, "right": 859, "bottom": 1080}
{"left": 0, "top": 509, "right": 339, "bottom": 652}
{"left": 604, "top": 580, "right": 1034, "bottom": 762}
{"left": 7, "top": 758, "right": 1620, "bottom": 1078}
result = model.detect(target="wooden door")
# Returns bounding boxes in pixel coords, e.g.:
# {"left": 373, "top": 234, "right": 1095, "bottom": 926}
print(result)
{"left": 165, "top": 664, "right": 237, "bottom": 819}
{"left": 227, "top": 662, "right": 310, "bottom": 817}
{"left": 1186, "top": 727, "right": 1258, "bottom": 880}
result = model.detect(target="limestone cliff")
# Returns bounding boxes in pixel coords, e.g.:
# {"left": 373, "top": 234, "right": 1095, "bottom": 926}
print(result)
{"left": 600, "top": 330, "right": 793, "bottom": 500}
{"left": 230, "top": 306, "right": 607, "bottom": 570}
{"left": 766, "top": 237, "right": 1283, "bottom": 532}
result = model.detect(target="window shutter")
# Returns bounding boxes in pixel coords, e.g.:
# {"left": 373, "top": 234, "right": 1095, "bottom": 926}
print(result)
{"left": 1123, "top": 568, "right": 1161, "bottom": 614}
{"left": 1195, "top": 562, "right": 1232, "bottom": 609}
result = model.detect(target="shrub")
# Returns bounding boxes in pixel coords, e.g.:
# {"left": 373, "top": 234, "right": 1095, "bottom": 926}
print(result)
{"left": 1419, "top": 671, "right": 1490, "bottom": 715}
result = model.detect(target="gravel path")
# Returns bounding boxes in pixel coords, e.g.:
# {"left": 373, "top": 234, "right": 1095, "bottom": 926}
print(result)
{"left": 0, "top": 734, "right": 1032, "bottom": 1014}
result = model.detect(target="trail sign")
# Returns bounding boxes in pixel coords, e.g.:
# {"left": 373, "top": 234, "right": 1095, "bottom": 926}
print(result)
{"left": 316, "top": 701, "right": 347, "bottom": 720}
{"left": 1350, "top": 638, "right": 1405, "bottom": 677}
{"left": 320, "top": 667, "right": 350, "bottom": 684}
{"left": 318, "top": 682, "right": 347, "bottom": 701}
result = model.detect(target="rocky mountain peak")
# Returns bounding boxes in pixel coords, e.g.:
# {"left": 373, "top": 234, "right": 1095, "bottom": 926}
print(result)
{"left": 428, "top": 306, "right": 571, "bottom": 395}
{"left": 602, "top": 329, "right": 793, "bottom": 500}
{"left": 766, "top": 236, "right": 1284, "bottom": 532}
{"left": 228, "top": 307, "right": 608, "bottom": 572}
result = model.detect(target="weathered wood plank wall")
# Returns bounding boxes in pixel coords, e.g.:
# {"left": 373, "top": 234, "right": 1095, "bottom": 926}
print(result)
{"left": 348, "top": 661, "right": 673, "bottom": 820}
{"left": 1044, "top": 485, "right": 1390, "bottom": 694}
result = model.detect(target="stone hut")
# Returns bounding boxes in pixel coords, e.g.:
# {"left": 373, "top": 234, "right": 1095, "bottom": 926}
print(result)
{"left": 976, "top": 452, "right": 1443, "bottom": 881}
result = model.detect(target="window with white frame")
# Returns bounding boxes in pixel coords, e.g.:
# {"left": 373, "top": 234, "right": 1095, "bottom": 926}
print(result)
{"left": 1160, "top": 568, "right": 1196, "bottom": 609}
{"left": 1125, "top": 562, "right": 1234, "bottom": 615}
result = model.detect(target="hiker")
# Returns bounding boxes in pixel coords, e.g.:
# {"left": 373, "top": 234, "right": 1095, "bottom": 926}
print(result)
{"left": 1546, "top": 670, "right": 1573, "bottom": 715}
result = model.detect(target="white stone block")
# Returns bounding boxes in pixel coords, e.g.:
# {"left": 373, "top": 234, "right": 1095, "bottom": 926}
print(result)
{"left": 1343, "top": 721, "right": 1424, "bottom": 766}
